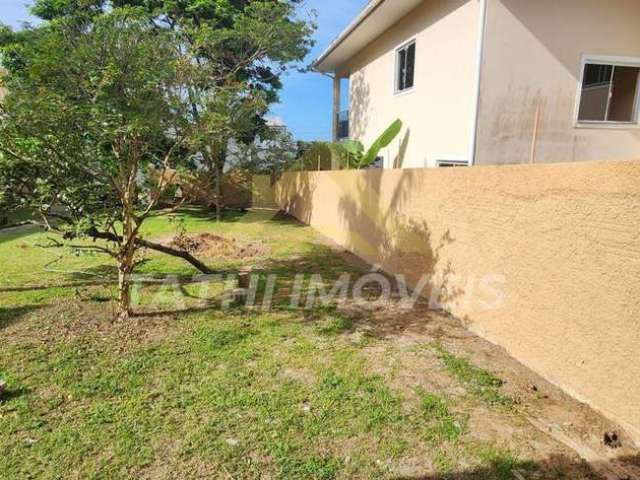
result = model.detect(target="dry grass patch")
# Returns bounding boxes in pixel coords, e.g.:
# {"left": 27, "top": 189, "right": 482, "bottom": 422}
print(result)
{"left": 167, "top": 232, "right": 270, "bottom": 260}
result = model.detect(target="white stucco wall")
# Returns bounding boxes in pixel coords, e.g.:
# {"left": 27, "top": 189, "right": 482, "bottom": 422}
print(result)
{"left": 475, "top": 0, "right": 640, "bottom": 165}
{"left": 340, "top": 0, "right": 481, "bottom": 169}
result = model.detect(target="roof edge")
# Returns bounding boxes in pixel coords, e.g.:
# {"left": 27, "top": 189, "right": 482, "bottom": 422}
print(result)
{"left": 312, "top": 0, "right": 387, "bottom": 72}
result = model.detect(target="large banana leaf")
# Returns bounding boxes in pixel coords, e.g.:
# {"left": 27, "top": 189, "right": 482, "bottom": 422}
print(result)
{"left": 360, "top": 119, "right": 402, "bottom": 168}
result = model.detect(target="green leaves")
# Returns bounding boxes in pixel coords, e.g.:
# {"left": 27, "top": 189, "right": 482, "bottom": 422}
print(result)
{"left": 31, "top": 0, "right": 106, "bottom": 20}
{"left": 339, "top": 139, "right": 365, "bottom": 168}
{"left": 361, "top": 118, "right": 402, "bottom": 168}
{"left": 1, "top": 0, "right": 315, "bottom": 231}
{"left": 332, "top": 119, "right": 403, "bottom": 170}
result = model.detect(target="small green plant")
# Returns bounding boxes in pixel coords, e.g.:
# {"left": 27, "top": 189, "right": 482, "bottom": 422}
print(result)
{"left": 433, "top": 343, "right": 516, "bottom": 409}
{"left": 417, "top": 389, "right": 465, "bottom": 443}
{"left": 314, "top": 309, "right": 354, "bottom": 336}
{"left": 334, "top": 119, "right": 403, "bottom": 169}
{"left": 471, "top": 444, "right": 535, "bottom": 480}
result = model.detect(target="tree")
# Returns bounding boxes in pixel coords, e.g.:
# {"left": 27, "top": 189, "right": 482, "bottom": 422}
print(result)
{"left": 0, "top": 10, "right": 202, "bottom": 319}
{"left": 0, "top": 4, "right": 314, "bottom": 319}
{"left": 29, "top": 0, "right": 316, "bottom": 220}
{"left": 232, "top": 126, "right": 300, "bottom": 175}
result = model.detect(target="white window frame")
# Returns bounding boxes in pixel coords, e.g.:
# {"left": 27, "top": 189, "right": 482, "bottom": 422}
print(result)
{"left": 574, "top": 54, "right": 640, "bottom": 129}
{"left": 436, "top": 159, "right": 469, "bottom": 168}
{"left": 394, "top": 38, "right": 416, "bottom": 96}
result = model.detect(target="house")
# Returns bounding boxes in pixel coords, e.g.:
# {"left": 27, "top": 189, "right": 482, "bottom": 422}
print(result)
{"left": 314, "top": 0, "right": 640, "bottom": 168}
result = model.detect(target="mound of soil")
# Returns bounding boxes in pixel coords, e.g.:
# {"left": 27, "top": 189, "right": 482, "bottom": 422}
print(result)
{"left": 168, "top": 233, "right": 269, "bottom": 259}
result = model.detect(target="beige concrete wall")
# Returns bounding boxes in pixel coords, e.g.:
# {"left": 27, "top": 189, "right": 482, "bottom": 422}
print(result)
{"left": 339, "top": 0, "right": 480, "bottom": 169}
{"left": 476, "top": 0, "right": 640, "bottom": 165}
{"left": 251, "top": 175, "right": 277, "bottom": 208}
{"left": 275, "top": 159, "right": 640, "bottom": 444}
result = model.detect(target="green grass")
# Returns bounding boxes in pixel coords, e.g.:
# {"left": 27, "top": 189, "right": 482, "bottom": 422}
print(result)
{"left": 417, "top": 389, "right": 465, "bottom": 443}
{"left": 471, "top": 444, "right": 537, "bottom": 480}
{"left": 0, "top": 208, "right": 540, "bottom": 479}
{"left": 433, "top": 343, "right": 517, "bottom": 410}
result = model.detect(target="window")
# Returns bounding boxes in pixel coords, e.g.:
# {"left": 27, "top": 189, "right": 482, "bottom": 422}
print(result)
{"left": 437, "top": 160, "right": 469, "bottom": 168}
{"left": 369, "top": 156, "right": 384, "bottom": 169}
{"left": 577, "top": 60, "right": 640, "bottom": 124}
{"left": 396, "top": 41, "right": 415, "bottom": 93}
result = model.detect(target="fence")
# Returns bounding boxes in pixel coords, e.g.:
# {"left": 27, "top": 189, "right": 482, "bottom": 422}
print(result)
{"left": 274, "top": 159, "right": 640, "bottom": 443}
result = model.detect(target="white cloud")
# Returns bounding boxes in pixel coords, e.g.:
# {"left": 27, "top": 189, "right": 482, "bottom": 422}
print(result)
{"left": 266, "top": 116, "right": 287, "bottom": 127}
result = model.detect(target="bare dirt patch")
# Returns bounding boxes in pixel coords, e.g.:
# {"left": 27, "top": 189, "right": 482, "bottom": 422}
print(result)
{"left": 166, "top": 233, "right": 269, "bottom": 260}
{"left": 3, "top": 296, "right": 182, "bottom": 354}
{"left": 335, "top": 299, "right": 640, "bottom": 479}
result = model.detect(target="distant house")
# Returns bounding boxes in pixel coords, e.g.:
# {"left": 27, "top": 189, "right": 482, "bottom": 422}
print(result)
{"left": 314, "top": 0, "right": 640, "bottom": 169}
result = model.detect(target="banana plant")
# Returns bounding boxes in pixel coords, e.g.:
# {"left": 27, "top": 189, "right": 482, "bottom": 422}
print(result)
{"left": 335, "top": 119, "right": 403, "bottom": 169}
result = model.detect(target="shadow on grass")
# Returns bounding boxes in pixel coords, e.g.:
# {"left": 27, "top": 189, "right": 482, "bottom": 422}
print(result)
{"left": 392, "top": 454, "right": 640, "bottom": 480}
{"left": 0, "top": 387, "right": 30, "bottom": 403}
{"left": 62, "top": 264, "right": 121, "bottom": 283}
{"left": 129, "top": 237, "right": 445, "bottom": 342}
{"left": 0, "top": 280, "right": 115, "bottom": 293}
{"left": 2, "top": 210, "right": 450, "bottom": 340}
{"left": 0, "top": 224, "right": 41, "bottom": 245}
{"left": 267, "top": 210, "right": 308, "bottom": 228}
{"left": 0, "top": 305, "right": 43, "bottom": 330}
{"left": 155, "top": 207, "right": 249, "bottom": 223}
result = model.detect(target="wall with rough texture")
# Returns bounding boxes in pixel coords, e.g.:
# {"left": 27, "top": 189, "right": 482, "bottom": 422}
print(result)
{"left": 476, "top": 0, "right": 640, "bottom": 165}
{"left": 275, "top": 159, "right": 640, "bottom": 443}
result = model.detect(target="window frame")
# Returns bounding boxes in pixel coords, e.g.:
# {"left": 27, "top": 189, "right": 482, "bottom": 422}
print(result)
{"left": 574, "top": 54, "right": 640, "bottom": 129}
{"left": 394, "top": 38, "right": 416, "bottom": 95}
{"left": 436, "top": 159, "right": 469, "bottom": 168}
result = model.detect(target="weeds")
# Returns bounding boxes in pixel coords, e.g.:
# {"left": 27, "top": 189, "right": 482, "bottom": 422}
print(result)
{"left": 433, "top": 343, "right": 516, "bottom": 410}
{"left": 417, "top": 389, "right": 465, "bottom": 443}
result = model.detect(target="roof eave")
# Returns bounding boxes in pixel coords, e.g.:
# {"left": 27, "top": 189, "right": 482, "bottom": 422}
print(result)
{"left": 312, "top": 0, "right": 387, "bottom": 73}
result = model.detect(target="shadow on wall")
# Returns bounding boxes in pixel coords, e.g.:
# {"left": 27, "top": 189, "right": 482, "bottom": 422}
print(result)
{"left": 275, "top": 172, "right": 318, "bottom": 226}
{"left": 349, "top": 0, "right": 469, "bottom": 168}
{"left": 348, "top": 70, "right": 371, "bottom": 142}
{"left": 337, "top": 169, "right": 462, "bottom": 308}
{"left": 393, "top": 128, "right": 411, "bottom": 169}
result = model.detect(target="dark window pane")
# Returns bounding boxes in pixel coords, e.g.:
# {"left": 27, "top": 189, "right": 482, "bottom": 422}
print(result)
{"left": 583, "top": 64, "right": 612, "bottom": 87}
{"left": 607, "top": 66, "right": 640, "bottom": 122}
{"left": 398, "top": 49, "right": 407, "bottom": 91}
{"left": 578, "top": 63, "right": 612, "bottom": 121}
{"left": 405, "top": 43, "right": 415, "bottom": 89}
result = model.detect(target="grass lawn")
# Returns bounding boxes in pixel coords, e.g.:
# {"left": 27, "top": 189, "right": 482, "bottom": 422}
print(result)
{"left": 0, "top": 209, "right": 613, "bottom": 479}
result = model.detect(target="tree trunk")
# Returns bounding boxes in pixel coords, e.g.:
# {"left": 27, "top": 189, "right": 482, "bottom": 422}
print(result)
{"left": 214, "top": 146, "right": 226, "bottom": 222}
{"left": 117, "top": 220, "right": 137, "bottom": 320}
{"left": 117, "top": 149, "right": 139, "bottom": 321}
{"left": 117, "top": 254, "right": 134, "bottom": 320}
{"left": 215, "top": 170, "right": 221, "bottom": 222}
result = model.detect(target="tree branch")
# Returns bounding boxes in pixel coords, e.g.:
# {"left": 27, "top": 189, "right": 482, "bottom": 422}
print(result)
{"left": 137, "top": 237, "right": 214, "bottom": 274}
{"left": 86, "top": 228, "right": 215, "bottom": 274}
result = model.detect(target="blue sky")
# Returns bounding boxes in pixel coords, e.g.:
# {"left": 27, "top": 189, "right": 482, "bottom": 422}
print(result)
{"left": 0, "top": 0, "right": 368, "bottom": 141}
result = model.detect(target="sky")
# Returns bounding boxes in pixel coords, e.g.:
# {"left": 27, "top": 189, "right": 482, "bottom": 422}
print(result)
{"left": 0, "top": 0, "right": 369, "bottom": 141}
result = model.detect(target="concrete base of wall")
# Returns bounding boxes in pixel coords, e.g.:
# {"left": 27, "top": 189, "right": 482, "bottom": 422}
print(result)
{"left": 275, "top": 159, "right": 640, "bottom": 444}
